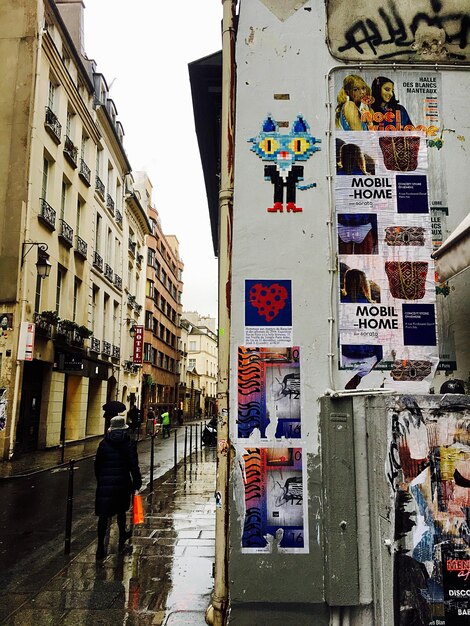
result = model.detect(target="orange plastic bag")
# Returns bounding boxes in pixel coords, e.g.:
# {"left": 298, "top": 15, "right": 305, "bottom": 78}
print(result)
{"left": 133, "top": 494, "right": 144, "bottom": 525}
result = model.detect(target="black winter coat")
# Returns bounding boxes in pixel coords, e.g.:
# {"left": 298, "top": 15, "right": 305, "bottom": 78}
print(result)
{"left": 94, "top": 429, "right": 142, "bottom": 516}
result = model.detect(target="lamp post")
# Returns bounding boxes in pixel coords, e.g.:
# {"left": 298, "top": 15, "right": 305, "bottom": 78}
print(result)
{"left": 21, "top": 242, "right": 52, "bottom": 278}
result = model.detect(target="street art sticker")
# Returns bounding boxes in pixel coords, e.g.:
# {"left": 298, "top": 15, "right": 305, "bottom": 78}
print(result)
{"left": 332, "top": 70, "right": 447, "bottom": 391}
{"left": 387, "top": 396, "right": 470, "bottom": 624}
{"left": 248, "top": 114, "right": 321, "bottom": 213}
{"left": 327, "top": 0, "right": 470, "bottom": 63}
{"left": 0, "top": 388, "right": 7, "bottom": 431}
{"left": 237, "top": 346, "right": 301, "bottom": 441}
{"left": 245, "top": 279, "right": 293, "bottom": 346}
{"left": 240, "top": 446, "right": 308, "bottom": 554}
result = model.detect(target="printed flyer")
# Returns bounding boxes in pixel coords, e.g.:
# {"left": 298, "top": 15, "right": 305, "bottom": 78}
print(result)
{"left": 237, "top": 346, "right": 301, "bottom": 441}
{"left": 240, "top": 446, "right": 308, "bottom": 554}
{"left": 333, "top": 70, "right": 443, "bottom": 390}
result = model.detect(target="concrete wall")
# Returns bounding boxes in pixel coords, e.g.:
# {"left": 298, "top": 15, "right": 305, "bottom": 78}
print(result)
{"left": 228, "top": 0, "right": 470, "bottom": 623}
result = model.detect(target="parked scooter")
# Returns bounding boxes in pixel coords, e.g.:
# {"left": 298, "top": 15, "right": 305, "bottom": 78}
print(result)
{"left": 202, "top": 416, "right": 217, "bottom": 445}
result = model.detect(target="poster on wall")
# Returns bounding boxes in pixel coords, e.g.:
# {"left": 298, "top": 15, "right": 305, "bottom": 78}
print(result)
{"left": 237, "top": 346, "right": 301, "bottom": 441}
{"left": 333, "top": 70, "right": 444, "bottom": 391}
{"left": 244, "top": 279, "right": 292, "bottom": 347}
{"left": 240, "top": 446, "right": 308, "bottom": 554}
{"left": 387, "top": 399, "right": 470, "bottom": 624}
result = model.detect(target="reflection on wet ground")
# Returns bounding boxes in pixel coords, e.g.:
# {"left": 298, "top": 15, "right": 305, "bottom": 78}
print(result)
{"left": 5, "top": 447, "right": 216, "bottom": 625}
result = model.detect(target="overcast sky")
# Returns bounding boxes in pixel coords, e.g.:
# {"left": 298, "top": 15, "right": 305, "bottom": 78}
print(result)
{"left": 83, "top": 0, "right": 222, "bottom": 319}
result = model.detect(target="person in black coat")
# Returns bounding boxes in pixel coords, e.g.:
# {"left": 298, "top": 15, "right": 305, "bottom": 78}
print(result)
{"left": 94, "top": 415, "right": 142, "bottom": 560}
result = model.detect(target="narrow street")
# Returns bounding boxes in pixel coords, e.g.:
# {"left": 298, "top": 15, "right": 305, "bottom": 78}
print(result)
{"left": 0, "top": 423, "right": 216, "bottom": 625}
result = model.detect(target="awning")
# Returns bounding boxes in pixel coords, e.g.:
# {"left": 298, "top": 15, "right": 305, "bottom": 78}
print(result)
{"left": 432, "top": 212, "right": 470, "bottom": 282}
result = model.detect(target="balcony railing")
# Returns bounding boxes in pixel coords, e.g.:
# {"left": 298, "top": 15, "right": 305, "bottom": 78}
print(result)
{"left": 93, "top": 251, "right": 103, "bottom": 272}
{"left": 104, "top": 263, "right": 113, "bottom": 282}
{"left": 114, "top": 274, "right": 122, "bottom": 290}
{"left": 95, "top": 175, "right": 105, "bottom": 201}
{"left": 33, "top": 313, "right": 52, "bottom": 338}
{"left": 64, "top": 135, "right": 78, "bottom": 168}
{"left": 102, "top": 341, "right": 111, "bottom": 356}
{"left": 39, "top": 198, "right": 56, "bottom": 230}
{"left": 112, "top": 345, "right": 120, "bottom": 360}
{"left": 44, "top": 106, "right": 61, "bottom": 144}
{"left": 115, "top": 210, "right": 122, "bottom": 227}
{"left": 90, "top": 337, "right": 100, "bottom": 353}
{"left": 79, "top": 159, "right": 91, "bottom": 186}
{"left": 128, "top": 239, "right": 136, "bottom": 257}
{"left": 58, "top": 218, "right": 74, "bottom": 247}
{"left": 106, "top": 194, "right": 115, "bottom": 216}
{"left": 74, "top": 235, "right": 87, "bottom": 259}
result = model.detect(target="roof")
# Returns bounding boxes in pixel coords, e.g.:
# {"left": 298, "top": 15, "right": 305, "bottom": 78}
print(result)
{"left": 188, "top": 51, "right": 222, "bottom": 256}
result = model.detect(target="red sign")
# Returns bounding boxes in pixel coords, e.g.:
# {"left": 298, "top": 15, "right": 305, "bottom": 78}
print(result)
{"left": 133, "top": 326, "right": 144, "bottom": 364}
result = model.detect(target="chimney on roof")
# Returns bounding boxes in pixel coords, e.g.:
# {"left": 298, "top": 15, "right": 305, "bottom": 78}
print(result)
{"left": 55, "top": 0, "right": 85, "bottom": 55}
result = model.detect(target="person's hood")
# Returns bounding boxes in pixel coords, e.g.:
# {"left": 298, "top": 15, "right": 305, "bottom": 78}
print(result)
{"left": 106, "top": 429, "right": 130, "bottom": 444}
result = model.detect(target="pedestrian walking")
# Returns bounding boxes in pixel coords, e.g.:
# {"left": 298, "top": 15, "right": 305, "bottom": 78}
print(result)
{"left": 161, "top": 410, "right": 170, "bottom": 438}
{"left": 127, "top": 403, "right": 141, "bottom": 441}
{"left": 94, "top": 415, "right": 142, "bottom": 560}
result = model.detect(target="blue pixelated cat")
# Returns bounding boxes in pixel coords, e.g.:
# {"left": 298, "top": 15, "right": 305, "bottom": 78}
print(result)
{"left": 249, "top": 114, "right": 321, "bottom": 213}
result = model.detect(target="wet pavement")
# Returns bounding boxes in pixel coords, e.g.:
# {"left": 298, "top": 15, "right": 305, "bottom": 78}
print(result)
{"left": 1, "top": 422, "right": 217, "bottom": 625}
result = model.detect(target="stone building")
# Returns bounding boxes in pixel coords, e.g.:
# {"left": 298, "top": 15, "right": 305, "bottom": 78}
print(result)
{"left": 135, "top": 172, "right": 184, "bottom": 419}
{"left": 0, "top": 0, "right": 150, "bottom": 460}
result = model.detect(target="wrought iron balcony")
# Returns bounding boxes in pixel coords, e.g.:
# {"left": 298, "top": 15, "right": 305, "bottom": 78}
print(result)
{"left": 90, "top": 337, "right": 100, "bottom": 352}
{"left": 114, "top": 274, "right": 122, "bottom": 290}
{"left": 128, "top": 239, "right": 136, "bottom": 256}
{"left": 39, "top": 198, "right": 56, "bottom": 230}
{"left": 74, "top": 235, "right": 87, "bottom": 259}
{"left": 33, "top": 313, "right": 52, "bottom": 338}
{"left": 112, "top": 345, "right": 120, "bottom": 360}
{"left": 79, "top": 159, "right": 91, "bottom": 186}
{"left": 104, "top": 263, "right": 113, "bottom": 282}
{"left": 44, "top": 106, "right": 61, "bottom": 144}
{"left": 71, "top": 331, "right": 85, "bottom": 348}
{"left": 115, "top": 210, "right": 122, "bottom": 227}
{"left": 95, "top": 175, "right": 105, "bottom": 201}
{"left": 93, "top": 251, "right": 104, "bottom": 272}
{"left": 106, "top": 194, "right": 115, "bottom": 216}
{"left": 102, "top": 341, "right": 111, "bottom": 356}
{"left": 64, "top": 135, "right": 78, "bottom": 168}
{"left": 59, "top": 218, "right": 74, "bottom": 247}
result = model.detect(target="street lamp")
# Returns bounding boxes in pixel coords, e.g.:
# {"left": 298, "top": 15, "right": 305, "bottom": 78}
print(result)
{"left": 125, "top": 318, "right": 137, "bottom": 338}
{"left": 21, "top": 242, "right": 51, "bottom": 279}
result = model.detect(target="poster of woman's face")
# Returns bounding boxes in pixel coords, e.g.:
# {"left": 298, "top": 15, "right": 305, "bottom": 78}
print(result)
{"left": 0, "top": 314, "right": 12, "bottom": 331}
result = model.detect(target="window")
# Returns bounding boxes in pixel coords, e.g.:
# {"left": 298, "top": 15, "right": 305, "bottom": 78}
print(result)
{"left": 113, "top": 301, "right": 119, "bottom": 345}
{"left": 95, "top": 213, "right": 102, "bottom": 250}
{"left": 189, "top": 341, "right": 197, "bottom": 351}
{"left": 96, "top": 147, "right": 102, "bottom": 178}
{"left": 189, "top": 358, "right": 196, "bottom": 369}
{"left": 146, "top": 280, "right": 154, "bottom": 298}
{"left": 55, "top": 267, "right": 63, "bottom": 314}
{"left": 80, "top": 134, "right": 88, "bottom": 160}
{"left": 42, "top": 158, "right": 49, "bottom": 199}
{"left": 145, "top": 311, "right": 153, "bottom": 330}
{"left": 76, "top": 197, "right": 83, "bottom": 236}
{"left": 91, "top": 284, "right": 98, "bottom": 334}
{"left": 103, "top": 294, "right": 109, "bottom": 340}
{"left": 34, "top": 275, "right": 42, "bottom": 313}
{"left": 144, "top": 343, "right": 152, "bottom": 362}
{"left": 73, "top": 278, "right": 80, "bottom": 321}
{"left": 147, "top": 249, "right": 155, "bottom": 266}
{"left": 48, "top": 81, "right": 56, "bottom": 110}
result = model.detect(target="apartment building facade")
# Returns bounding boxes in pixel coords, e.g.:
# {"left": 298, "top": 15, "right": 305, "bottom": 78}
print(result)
{"left": 136, "top": 172, "right": 184, "bottom": 417}
{"left": 181, "top": 312, "right": 217, "bottom": 417}
{"left": 0, "top": 0, "right": 150, "bottom": 460}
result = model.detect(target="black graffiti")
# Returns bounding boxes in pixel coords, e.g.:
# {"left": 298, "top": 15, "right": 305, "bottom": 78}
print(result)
{"left": 387, "top": 409, "right": 402, "bottom": 491}
{"left": 243, "top": 506, "right": 265, "bottom": 547}
{"left": 275, "top": 373, "right": 300, "bottom": 400}
{"left": 338, "top": 0, "right": 470, "bottom": 60}
{"left": 275, "top": 476, "right": 303, "bottom": 507}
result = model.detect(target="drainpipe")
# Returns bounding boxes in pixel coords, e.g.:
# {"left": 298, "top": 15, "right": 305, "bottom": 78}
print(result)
{"left": 205, "top": 1, "right": 236, "bottom": 625}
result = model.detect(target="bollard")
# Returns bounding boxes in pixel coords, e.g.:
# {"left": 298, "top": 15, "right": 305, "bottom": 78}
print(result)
{"left": 174, "top": 428, "right": 177, "bottom": 471}
{"left": 202, "top": 421, "right": 206, "bottom": 447}
{"left": 149, "top": 433, "right": 155, "bottom": 491}
{"left": 195, "top": 423, "right": 198, "bottom": 452}
{"left": 189, "top": 424, "right": 193, "bottom": 454}
{"left": 184, "top": 426, "right": 188, "bottom": 463}
{"left": 64, "top": 459, "right": 75, "bottom": 555}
